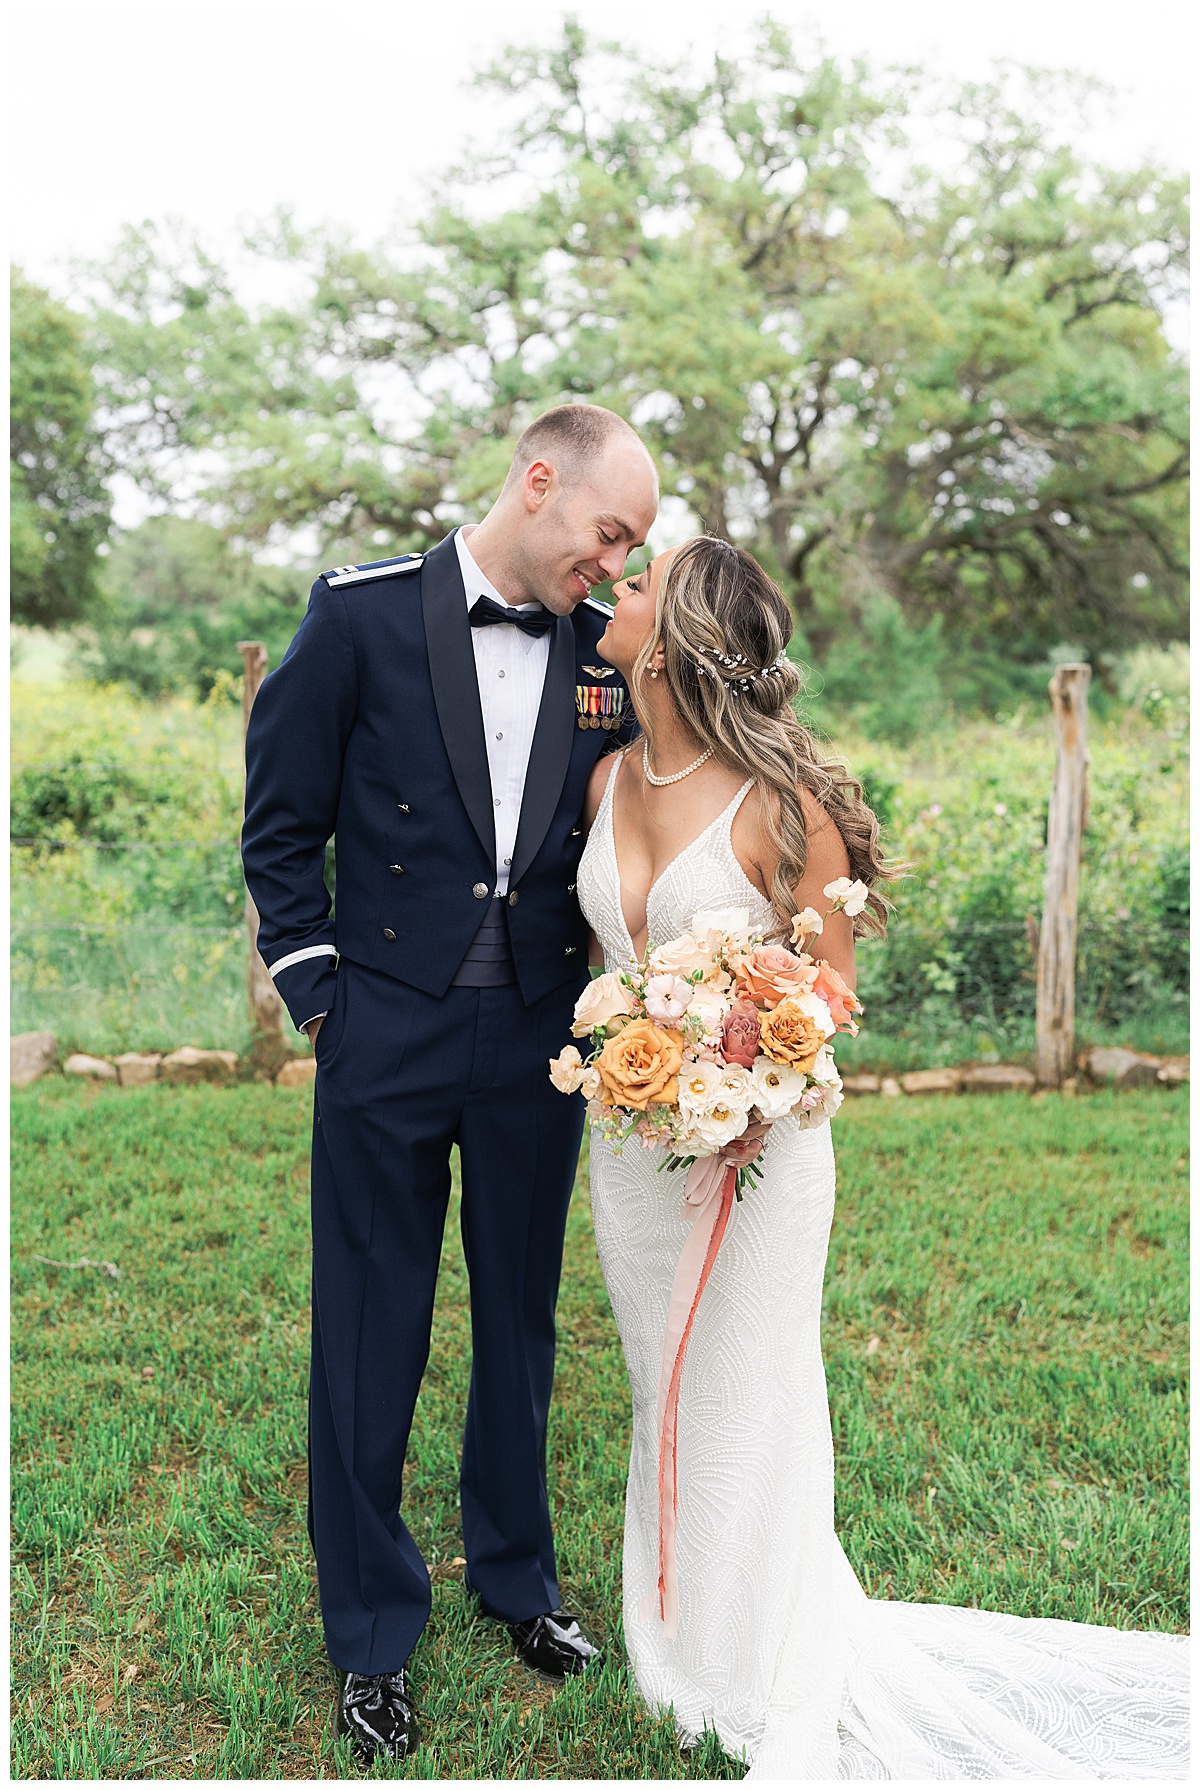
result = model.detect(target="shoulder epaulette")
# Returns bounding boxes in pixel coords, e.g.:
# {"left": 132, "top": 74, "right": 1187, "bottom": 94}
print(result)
{"left": 581, "top": 594, "right": 616, "bottom": 620}
{"left": 322, "top": 554, "right": 425, "bottom": 589}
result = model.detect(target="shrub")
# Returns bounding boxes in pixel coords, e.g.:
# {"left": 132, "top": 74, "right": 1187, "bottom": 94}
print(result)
{"left": 9, "top": 677, "right": 1189, "bottom": 1063}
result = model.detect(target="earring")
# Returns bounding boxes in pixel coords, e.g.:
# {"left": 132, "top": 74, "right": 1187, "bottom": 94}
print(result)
{"left": 650, "top": 668, "right": 659, "bottom": 679}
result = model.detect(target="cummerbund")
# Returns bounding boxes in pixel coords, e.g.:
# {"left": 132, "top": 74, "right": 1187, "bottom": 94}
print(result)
{"left": 450, "top": 895, "right": 517, "bottom": 988}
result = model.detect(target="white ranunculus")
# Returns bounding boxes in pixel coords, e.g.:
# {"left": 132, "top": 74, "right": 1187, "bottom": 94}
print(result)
{"left": 718, "top": 1063, "right": 757, "bottom": 1113}
{"left": 690, "top": 1099, "right": 751, "bottom": 1153}
{"left": 794, "top": 1081, "right": 844, "bottom": 1129}
{"left": 678, "top": 1058, "right": 725, "bottom": 1123}
{"left": 671, "top": 1123, "right": 714, "bottom": 1158}
{"left": 749, "top": 1056, "right": 808, "bottom": 1121}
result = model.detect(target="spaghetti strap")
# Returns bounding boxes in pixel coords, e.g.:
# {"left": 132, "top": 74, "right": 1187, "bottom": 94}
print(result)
{"left": 603, "top": 751, "right": 623, "bottom": 803}
{"left": 721, "top": 778, "right": 756, "bottom": 836}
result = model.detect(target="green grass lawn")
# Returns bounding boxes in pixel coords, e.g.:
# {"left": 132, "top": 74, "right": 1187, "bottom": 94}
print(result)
{"left": 10, "top": 1084, "right": 1189, "bottom": 1779}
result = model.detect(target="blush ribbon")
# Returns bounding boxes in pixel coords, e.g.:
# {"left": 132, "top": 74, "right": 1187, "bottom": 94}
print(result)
{"left": 639, "top": 1152, "right": 738, "bottom": 1639}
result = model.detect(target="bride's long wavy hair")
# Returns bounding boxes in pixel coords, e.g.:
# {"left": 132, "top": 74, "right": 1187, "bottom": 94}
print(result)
{"left": 631, "top": 536, "right": 898, "bottom": 938}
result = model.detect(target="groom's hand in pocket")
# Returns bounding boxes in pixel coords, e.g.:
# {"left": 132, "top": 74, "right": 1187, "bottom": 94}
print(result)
{"left": 304, "top": 1016, "right": 324, "bottom": 1052}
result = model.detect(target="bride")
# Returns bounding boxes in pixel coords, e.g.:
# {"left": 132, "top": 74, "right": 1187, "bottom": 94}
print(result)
{"left": 575, "top": 535, "right": 1188, "bottom": 1779}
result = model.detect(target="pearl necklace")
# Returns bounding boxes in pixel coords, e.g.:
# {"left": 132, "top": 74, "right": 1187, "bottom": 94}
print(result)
{"left": 642, "top": 739, "right": 713, "bottom": 787}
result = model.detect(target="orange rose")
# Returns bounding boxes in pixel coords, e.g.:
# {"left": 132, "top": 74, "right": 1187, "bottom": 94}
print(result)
{"left": 596, "top": 1018, "right": 684, "bottom": 1111}
{"left": 734, "top": 944, "right": 817, "bottom": 1007}
{"left": 757, "top": 998, "right": 825, "bottom": 1075}
{"left": 810, "top": 960, "right": 863, "bottom": 1034}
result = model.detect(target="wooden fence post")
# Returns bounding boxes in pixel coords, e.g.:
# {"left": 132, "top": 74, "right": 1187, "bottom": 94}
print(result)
{"left": 1035, "top": 664, "right": 1091, "bottom": 1086}
{"left": 238, "top": 642, "right": 290, "bottom": 1065}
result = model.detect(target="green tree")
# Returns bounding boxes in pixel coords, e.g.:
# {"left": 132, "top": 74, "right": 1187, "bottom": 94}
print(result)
{"left": 82, "top": 23, "right": 1189, "bottom": 677}
{"left": 76, "top": 515, "right": 310, "bottom": 700}
{"left": 11, "top": 268, "right": 112, "bottom": 627}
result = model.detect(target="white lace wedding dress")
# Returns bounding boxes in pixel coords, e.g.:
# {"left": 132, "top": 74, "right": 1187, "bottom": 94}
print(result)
{"left": 577, "top": 757, "right": 1188, "bottom": 1779}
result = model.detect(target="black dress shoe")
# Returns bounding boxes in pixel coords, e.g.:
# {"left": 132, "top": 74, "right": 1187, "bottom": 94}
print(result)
{"left": 336, "top": 1668, "right": 421, "bottom": 1761}
{"left": 507, "top": 1608, "right": 603, "bottom": 1680}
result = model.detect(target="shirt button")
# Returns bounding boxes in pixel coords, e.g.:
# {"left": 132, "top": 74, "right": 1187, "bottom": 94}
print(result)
{"left": 497, "top": 669, "right": 505, "bottom": 678}
{"left": 383, "top": 928, "right": 396, "bottom": 941}
{"left": 494, "top": 797, "right": 501, "bottom": 807}
{"left": 495, "top": 731, "right": 504, "bottom": 740}
{"left": 472, "top": 883, "right": 489, "bottom": 899}
{"left": 503, "top": 856, "right": 512, "bottom": 867}
{"left": 508, "top": 891, "right": 519, "bottom": 907}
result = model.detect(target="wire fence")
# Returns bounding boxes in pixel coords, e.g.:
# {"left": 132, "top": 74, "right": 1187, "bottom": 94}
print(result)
{"left": 11, "top": 918, "right": 1186, "bottom": 1053}
{"left": 12, "top": 826, "right": 1187, "bottom": 1057}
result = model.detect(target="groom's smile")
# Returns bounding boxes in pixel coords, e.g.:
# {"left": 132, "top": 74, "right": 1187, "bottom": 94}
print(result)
{"left": 540, "top": 473, "right": 657, "bottom": 614}
{"left": 460, "top": 412, "right": 659, "bottom": 618}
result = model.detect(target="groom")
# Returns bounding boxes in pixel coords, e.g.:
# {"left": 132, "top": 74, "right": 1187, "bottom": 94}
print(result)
{"left": 242, "top": 404, "right": 658, "bottom": 1761}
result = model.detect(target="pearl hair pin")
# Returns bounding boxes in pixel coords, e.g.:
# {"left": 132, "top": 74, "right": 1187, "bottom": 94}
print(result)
{"left": 694, "top": 647, "right": 790, "bottom": 690}
{"left": 642, "top": 740, "right": 713, "bottom": 786}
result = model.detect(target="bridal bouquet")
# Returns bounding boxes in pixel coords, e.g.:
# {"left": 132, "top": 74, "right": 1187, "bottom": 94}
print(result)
{"left": 548, "top": 878, "right": 867, "bottom": 1192}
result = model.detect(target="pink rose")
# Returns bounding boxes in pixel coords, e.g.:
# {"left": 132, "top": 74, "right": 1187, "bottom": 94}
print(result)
{"left": 734, "top": 944, "right": 817, "bottom": 1007}
{"left": 721, "top": 1000, "right": 762, "bottom": 1068}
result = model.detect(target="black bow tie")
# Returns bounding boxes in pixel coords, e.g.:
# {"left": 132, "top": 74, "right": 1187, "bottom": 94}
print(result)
{"left": 469, "top": 594, "right": 556, "bottom": 638}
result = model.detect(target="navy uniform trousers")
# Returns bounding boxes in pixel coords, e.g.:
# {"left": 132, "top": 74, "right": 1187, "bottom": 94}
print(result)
{"left": 307, "top": 954, "right": 586, "bottom": 1674}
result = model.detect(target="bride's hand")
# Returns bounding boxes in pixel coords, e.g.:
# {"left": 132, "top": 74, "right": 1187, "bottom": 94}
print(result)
{"left": 722, "top": 1119, "right": 769, "bottom": 1168}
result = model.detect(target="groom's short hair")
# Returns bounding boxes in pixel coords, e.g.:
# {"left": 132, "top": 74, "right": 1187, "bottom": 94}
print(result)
{"left": 504, "top": 403, "right": 651, "bottom": 490}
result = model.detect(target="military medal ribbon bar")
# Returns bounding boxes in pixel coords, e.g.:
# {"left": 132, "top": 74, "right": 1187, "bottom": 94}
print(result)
{"left": 576, "top": 684, "right": 626, "bottom": 731}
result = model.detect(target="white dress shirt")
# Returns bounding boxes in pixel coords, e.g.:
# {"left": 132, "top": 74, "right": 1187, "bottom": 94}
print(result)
{"left": 455, "top": 526, "right": 551, "bottom": 897}
{"left": 304, "top": 531, "right": 549, "bottom": 1036}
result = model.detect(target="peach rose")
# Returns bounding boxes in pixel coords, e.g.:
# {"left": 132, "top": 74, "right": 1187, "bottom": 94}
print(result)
{"left": 810, "top": 960, "right": 863, "bottom": 1034}
{"left": 757, "top": 998, "right": 826, "bottom": 1075}
{"left": 647, "top": 932, "right": 711, "bottom": 979}
{"left": 734, "top": 943, "right": 817, "bottom": 1007}
{"left": 596, "top": 1018, "right": 684, "bottom": 1111}
{"left": 571, "top": 971, "right": 636, "bottom": 1038}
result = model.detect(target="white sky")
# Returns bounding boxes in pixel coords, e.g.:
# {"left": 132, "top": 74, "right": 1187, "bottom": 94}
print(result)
{"left": 10, "top": 0, "right": 1193, "bottom": 291}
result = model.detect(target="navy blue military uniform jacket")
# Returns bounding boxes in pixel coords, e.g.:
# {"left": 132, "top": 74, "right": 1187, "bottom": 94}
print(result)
{"left": 242, "top": 531, "right": 634, "bottom": 1024}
